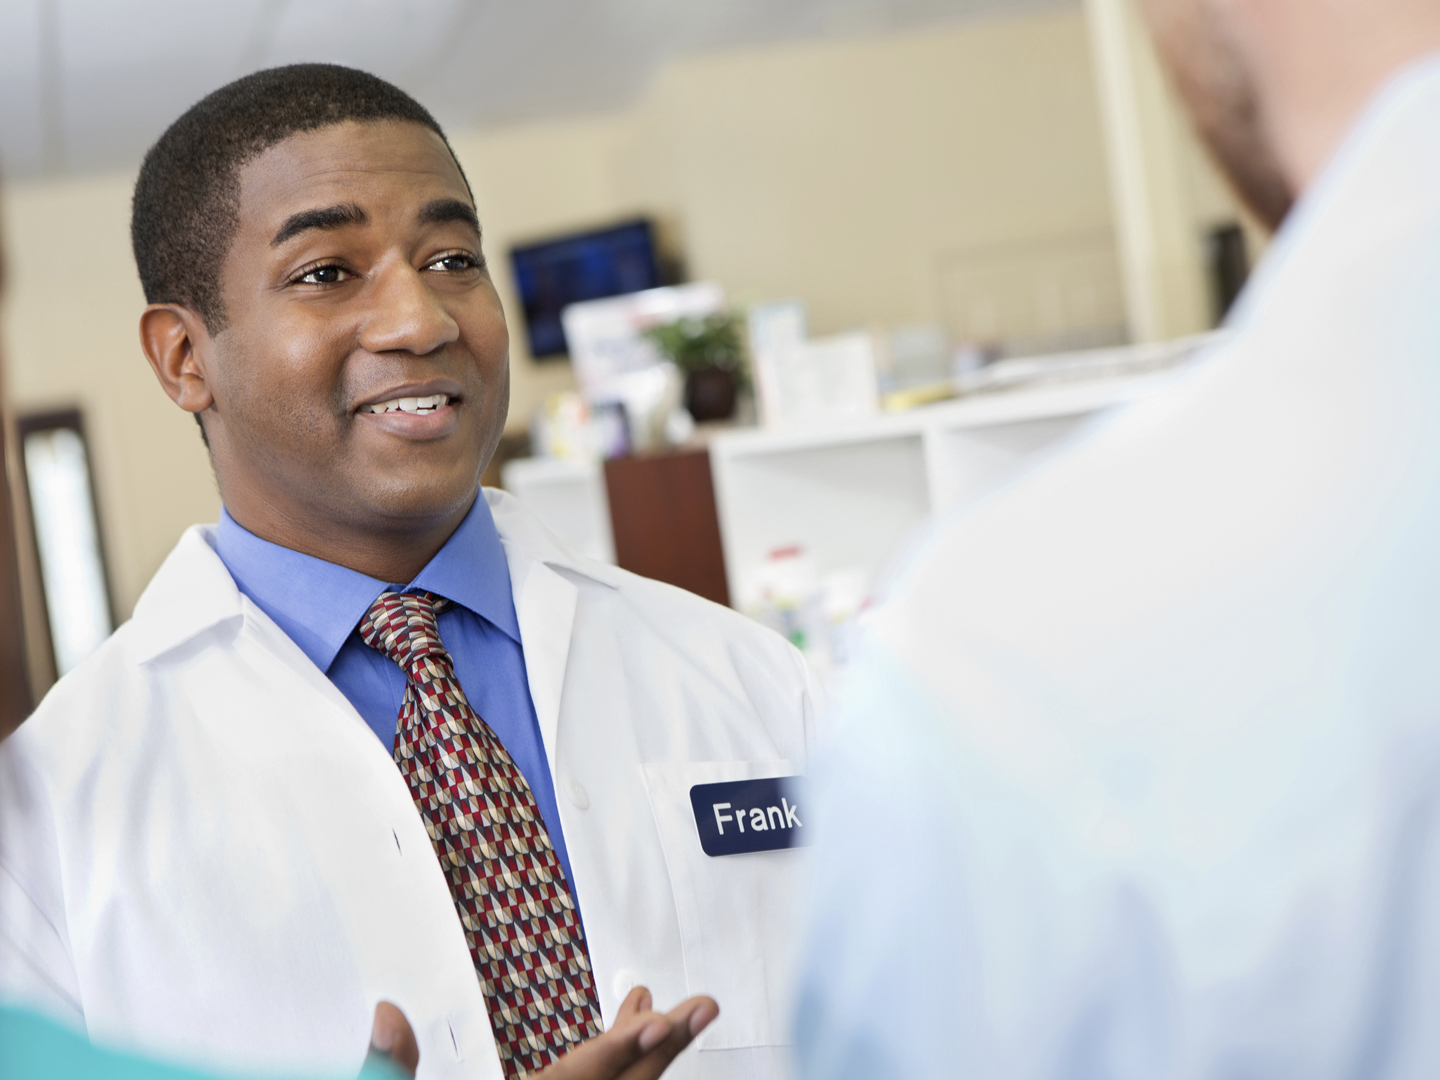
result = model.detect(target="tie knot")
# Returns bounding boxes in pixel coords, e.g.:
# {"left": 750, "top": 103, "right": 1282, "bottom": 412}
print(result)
{"left": 359, "top": 590, "right": 452, "bottom": 672}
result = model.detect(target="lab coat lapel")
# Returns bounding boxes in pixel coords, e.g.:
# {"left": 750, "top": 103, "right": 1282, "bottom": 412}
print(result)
{"left": 509, "top": 554, "right": 576, "bottom": 786}
{"left": 489, "top": 489, "right": 622, "bottom": 784}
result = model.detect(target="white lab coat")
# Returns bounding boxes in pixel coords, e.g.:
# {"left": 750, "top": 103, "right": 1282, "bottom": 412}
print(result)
{"left": 0, "top": 488, "right": 822, "bottom": 1080}
{"left": 795, "top": 54, "right": 1440, "bottom": 1080}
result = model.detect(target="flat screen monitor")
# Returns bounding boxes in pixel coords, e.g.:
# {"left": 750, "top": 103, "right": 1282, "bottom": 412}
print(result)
{"left": 509, "top": 219, "right": 663, "bottom": 360}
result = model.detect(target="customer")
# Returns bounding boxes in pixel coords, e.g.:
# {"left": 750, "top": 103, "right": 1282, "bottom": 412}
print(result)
{"left": 795, "top": 0, "right": 1440, "bottom": 1077}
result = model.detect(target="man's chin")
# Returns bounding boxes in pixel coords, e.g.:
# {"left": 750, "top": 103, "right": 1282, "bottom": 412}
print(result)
{"left": 1203, "top": 121, "right": 1294, "bottom": 231}
{"left": 338, "top": 479, "right": 481, "bottom": 535}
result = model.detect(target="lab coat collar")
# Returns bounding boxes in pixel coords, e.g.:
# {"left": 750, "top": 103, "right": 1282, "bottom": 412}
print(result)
{"left": 128, "top": 524, "right": 246, "bottom": 665}
{"left": 483, "top": 488, "right": 623, "bottom": 590}
{"left": 126, "top": 489, "right": 621, "bottom": 674}
{"left": 122, "top": 488, "right": 614, "bottom": 831}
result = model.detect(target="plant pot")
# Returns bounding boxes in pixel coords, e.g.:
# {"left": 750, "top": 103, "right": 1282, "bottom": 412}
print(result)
{"left": 684, "top": 366, "right": 738, "bottom": 422}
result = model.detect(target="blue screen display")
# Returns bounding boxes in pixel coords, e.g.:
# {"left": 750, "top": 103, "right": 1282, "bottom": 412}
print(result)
{"left": 509, "top": 219, "right": 663, "bottom": 359}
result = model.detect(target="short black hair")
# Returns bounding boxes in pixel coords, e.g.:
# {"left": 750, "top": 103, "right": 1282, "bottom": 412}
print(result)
{"left": 131, "top": 63, "right": 470, "bottom": 335}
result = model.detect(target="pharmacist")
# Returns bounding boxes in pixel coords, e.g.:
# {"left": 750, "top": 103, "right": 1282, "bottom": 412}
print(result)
{"left": 0, "top": 63, "right": 820, "bottom": 1080}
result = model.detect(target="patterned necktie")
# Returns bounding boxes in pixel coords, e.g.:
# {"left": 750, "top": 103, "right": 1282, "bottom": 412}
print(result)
{"left": 359, "top": 590, "right": 603, "bottom": 1077}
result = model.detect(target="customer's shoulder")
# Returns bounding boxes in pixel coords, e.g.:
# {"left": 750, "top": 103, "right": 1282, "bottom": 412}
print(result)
{"left": 871, "top": 341, "right": 1262, "bottom": 656}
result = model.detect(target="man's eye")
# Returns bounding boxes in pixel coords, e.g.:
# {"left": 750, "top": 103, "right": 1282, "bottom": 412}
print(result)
{"left": 426, "top": 254, "right": 480, "bottom": 273}
{"left": 296, "top": 265, "right": 350, "bottom": 285}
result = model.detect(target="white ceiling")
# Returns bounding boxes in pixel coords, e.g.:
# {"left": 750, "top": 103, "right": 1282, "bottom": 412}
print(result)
{"left": 0, "top": 0, "right": 1064, "bottom": 180}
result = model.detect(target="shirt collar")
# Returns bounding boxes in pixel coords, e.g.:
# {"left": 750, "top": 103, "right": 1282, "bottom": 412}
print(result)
{"left": 411, "top": 496, "right": 521, "bottom": 643}
{"left": 214, "top": 494, "right": 519, "bottom": 675}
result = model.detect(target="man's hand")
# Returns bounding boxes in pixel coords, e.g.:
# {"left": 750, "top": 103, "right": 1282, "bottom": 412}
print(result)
{"left": 360, "top": 989, "right": 719, "bottom": 1080}
{"left": 536, "top": 987, "right": 720, "bottom": 1080}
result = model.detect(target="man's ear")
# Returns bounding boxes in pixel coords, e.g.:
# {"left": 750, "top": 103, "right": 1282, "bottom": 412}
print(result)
{"left": 139, "top": 304, "right": 215, "bottom": 415}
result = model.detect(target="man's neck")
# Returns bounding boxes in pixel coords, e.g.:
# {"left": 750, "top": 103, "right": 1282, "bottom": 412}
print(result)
{"left": 1258, "top": 8, "right": 1440, "bottom": 195}
{"left": 222, "top": 492, "right": 477, "bottom": 584}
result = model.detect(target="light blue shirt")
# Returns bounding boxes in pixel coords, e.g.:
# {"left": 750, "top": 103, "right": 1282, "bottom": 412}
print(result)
{"left": 214, "top": 495, "right": 576, "bottom": 894}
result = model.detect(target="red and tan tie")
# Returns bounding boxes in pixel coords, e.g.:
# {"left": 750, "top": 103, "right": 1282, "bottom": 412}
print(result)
{"left": 359, "top": 590, "right": 603, "bottom": 1077}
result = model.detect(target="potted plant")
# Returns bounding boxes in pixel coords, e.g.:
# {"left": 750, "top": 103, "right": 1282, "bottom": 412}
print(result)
{"left": 643, "top": 312, "right": 748, "bottom": 423}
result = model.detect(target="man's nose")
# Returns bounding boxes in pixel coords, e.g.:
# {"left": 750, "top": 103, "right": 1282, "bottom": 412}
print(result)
{"left": 358, "top": 261, "right": 460, "bottom": 357}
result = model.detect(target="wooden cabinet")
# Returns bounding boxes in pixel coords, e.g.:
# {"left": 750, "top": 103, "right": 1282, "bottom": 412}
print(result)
{"left": 603, "top": 448, "right": 729, "bottom": 607}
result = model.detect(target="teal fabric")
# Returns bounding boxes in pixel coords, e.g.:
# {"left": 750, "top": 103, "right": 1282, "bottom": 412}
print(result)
{"left": 0, "top": 1007, "right": 402, "bottom": 1080}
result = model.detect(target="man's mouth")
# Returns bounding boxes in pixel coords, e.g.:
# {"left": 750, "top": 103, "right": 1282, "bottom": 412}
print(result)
{"left": 362, "top": 393, "right": 453, "bottom": 415}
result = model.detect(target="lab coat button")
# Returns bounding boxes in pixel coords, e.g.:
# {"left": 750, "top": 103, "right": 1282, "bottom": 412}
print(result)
{"left": 566, "top": 777, "right": 590, "bottom": 810}
{"left": 613, "top": 969, "right": 643, "bottom": 1000}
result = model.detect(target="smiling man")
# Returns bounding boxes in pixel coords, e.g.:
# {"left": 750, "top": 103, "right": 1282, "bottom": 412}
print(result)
{"left": 0, "top": 66, "right": 820, "bottom": 1080}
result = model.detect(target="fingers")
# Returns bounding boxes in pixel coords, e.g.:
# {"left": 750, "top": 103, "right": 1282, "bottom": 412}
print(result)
{"left": 366, "top": 1001, "right": 420, "bottom": 1078}
{"left": 535, "top": 988, "right": 718, "bottom": 1080}
{"left": 681, "top": 996, "right": 719, "bottom": 1039}
{"left": 358, "top": 988, "right": 715, "bottom": 1080}
{"left": 613, "top": 996, "right": 719, "bottom": 1080}
{"left": 616, "top": 986, "right": 668, "bottom": 1052}
{"left": 538, "top": 1008, "right": 668, "bottom": 1079}
{"left": 613, "top": 985, "right": 655, "bottom": 1022}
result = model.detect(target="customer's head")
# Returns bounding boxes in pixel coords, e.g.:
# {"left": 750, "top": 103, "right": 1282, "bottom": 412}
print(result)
{"left": 134, "top": 65, "right": 510, "bottom": 572}
{"left": 1137, "top": 0, "right": 1440, "bottom": 230}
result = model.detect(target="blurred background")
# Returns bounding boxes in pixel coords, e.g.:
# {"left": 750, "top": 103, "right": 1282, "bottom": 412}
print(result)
{"left": 0, "top": 0, "right": 1261, "bottom": 726}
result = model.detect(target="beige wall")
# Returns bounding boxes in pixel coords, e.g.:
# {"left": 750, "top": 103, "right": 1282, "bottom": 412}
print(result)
{"left": 1, "top": 174, "right": 223, "bottom": 692}
{"left": 5, "top": 5, "right": 1231, "bottom": 695}
{"left": 461, "top": 5, "right": 1122, "bottom": 421}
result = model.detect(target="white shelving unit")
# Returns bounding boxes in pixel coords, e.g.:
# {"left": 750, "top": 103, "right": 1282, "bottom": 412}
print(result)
{"left": 502, "top": 358, "right": 1198, "bottom": 607}
{"left": 708, "top": 368, "right": 1185, "bottom": 600}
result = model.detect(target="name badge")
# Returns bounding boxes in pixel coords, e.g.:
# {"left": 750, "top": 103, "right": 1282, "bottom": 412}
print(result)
{"left": 689, "top": 776, "right": 809, "bottom": 856}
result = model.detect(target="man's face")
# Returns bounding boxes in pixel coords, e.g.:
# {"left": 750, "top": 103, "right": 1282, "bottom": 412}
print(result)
{"left": 1139, "top": 0, "right": 1294, "bottom": 231}
{"left": 201, "top": 120, "right": 509, "bottom": 546}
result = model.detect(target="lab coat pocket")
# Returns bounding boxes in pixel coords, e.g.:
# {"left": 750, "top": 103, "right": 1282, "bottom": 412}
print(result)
{"left": 641, "top": 759, "right": 810, "bottom": 1050}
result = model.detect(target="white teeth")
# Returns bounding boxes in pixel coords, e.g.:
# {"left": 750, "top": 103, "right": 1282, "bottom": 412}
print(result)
{"left": 365, "top": 394, "right": 451, "bottom": 414}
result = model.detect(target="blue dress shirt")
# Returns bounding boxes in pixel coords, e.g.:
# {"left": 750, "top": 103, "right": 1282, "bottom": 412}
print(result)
{"left": 214, "top": 496, "right": 575, "bottom": 892}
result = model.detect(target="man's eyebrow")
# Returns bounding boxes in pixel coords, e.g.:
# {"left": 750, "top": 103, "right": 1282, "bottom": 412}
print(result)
{"left": 419, "top": 198, "right": 481, "bottom": 235}
{"left": 270, "top": 203, "right": 369, "bottom": 247}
